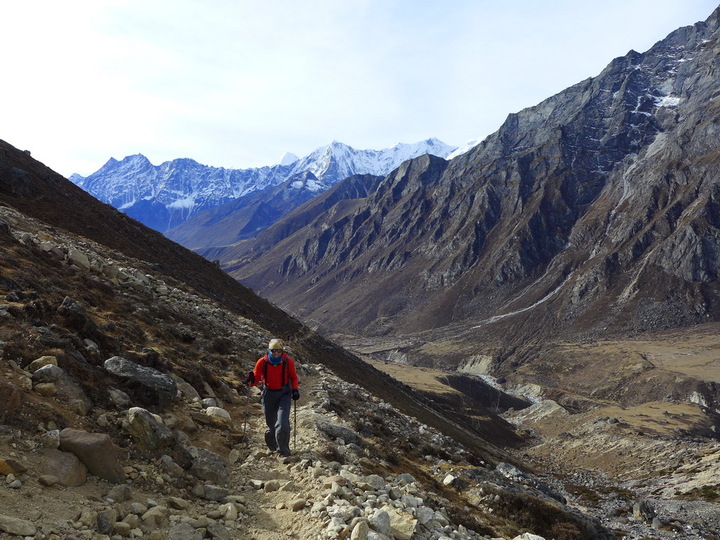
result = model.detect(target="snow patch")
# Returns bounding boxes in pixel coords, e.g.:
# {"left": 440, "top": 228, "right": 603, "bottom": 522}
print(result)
{"left": 168, "top": 198, "right": 195, "bottom": 209}
{"left": 306, "top": 179, "right": 325, "bottom": 192}
{"left": 656, "top": 95, "right": 681, "bottom": 107}
{"left": 446, "top": 137, "right": 483, "bottom": 160}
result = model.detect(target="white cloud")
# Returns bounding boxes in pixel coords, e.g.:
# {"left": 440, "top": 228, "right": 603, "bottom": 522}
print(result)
{"left": 1, "top": 0, "right": 717, "bottom": 176}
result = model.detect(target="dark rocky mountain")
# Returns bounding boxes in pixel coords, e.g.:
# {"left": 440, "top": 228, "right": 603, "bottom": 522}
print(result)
{"left": 226, "top": 8, "right": 720, "bottom": 373}
{"left": 199, "top": 173, "right": 385, "bottom": 268}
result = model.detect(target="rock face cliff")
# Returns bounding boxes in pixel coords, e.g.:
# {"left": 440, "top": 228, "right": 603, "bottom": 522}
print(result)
{"left": 228, "top": 9, "right": 720, "bottom": 353}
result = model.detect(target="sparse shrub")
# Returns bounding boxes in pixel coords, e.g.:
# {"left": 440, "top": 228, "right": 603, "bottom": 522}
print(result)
{"left": 489, "top": 488, "right": 600, "bottom": 539}
{"left": 678, "top": 484, "right": 720, "bottom": 501}
{"left": 567, "top": 484, "right": 602, "bottom": 505}
{"left": 550, "top": 521, "right": 583, "bottom": 540}
{"left": 440, "top": 500, "right": 495, "bottom": 537}
{"left": 320, "top": 443, "right": 344, "bottom": 463}
{"left": 3, "top": 341, "right": 39, "bottom": 366}
{"left": 210, "top": 336, "right": 233, "bottom": 355}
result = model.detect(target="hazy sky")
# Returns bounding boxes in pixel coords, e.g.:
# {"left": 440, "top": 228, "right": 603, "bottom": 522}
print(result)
{"left": 3, "top": 1, "right": 717, "bottom": 177}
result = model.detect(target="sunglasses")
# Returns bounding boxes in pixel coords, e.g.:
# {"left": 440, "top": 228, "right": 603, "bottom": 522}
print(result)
{"left": 270, "top": 349, "right": 283, "bottom": 353}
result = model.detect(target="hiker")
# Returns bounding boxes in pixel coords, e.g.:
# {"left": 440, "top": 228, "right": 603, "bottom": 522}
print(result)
{"left": 246, "top": 338, "right": 300, "bottom": 456}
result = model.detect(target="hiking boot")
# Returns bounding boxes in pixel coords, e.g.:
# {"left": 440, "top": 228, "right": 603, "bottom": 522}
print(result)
{"left": 278, "top": 450, "right": 291, "bottom": 458}
{"left": 264, "top": 430, "right": 277, "bottom": 452}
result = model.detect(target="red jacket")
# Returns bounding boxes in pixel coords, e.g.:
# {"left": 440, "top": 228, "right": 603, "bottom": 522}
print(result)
{"left": 250, "top": 353, "right": 299, "bottom": 391}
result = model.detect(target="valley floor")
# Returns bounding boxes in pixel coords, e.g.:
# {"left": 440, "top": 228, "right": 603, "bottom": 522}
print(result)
{"left": 347, "top": 335, "right": 720, "bottom": 540}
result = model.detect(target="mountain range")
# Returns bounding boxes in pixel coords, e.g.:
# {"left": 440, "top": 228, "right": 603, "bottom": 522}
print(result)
{"left": 69, "top": 139, "right": 458, "bottom": 233}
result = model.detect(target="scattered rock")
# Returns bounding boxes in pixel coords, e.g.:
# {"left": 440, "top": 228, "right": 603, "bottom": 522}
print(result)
{"left": 0, "top": 457, "right": 26, "bottom": 475}
{"left": 125, "top": 407, "right": 175, "bottom": 453}
{"left": 58, "top": 428, "right": 125, "bottom": 483}
{"left": 39, "top": 448, "right": 87, "bottom": 487}
{"left": 104, "top": 356, "right": 177, "bottom": 407}
{"left": 185, "top": 445, "right": 229, "bottom": 484}
{"left": 0, "top": 515, "right": 36, "bottom": 536}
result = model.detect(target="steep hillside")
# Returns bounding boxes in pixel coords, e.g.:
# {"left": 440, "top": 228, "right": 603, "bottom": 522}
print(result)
{"left": 227, "top": 9, "right": 720, "bottom": 364}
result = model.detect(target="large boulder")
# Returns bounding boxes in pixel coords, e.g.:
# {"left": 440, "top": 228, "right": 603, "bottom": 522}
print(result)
{"left": 58, "top": 296, "right": 97, "bottom": 335}
{"left": 0, "top": 515, "right": 36, "bottom": 537}
{"left": 315, "top": 419, "right": 362, "bottom": 446}
{"left": 58, "top": 428, "right": 125, "bottom": 483}
{"left": 39, "top": 448, "right": 88, "bottom": 487}
{"left": 104, "top": 356, "right": 177, "bottom": 407}
{"left": 125, "top": 407, "right": 175, "bottom": 453}
{"left": 185, "top": 445, "right": 229, "bottom": 484}
{"left": 30, "top": 364, "right": 93, "bottom": 414}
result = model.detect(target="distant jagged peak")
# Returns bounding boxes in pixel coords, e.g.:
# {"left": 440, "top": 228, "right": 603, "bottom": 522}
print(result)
{"left": 310, "top": 138, "right": 456, "bottom": 158}
{"left": 70, "top": 154, "right": 153, "bottom": 185}
{"left": 116, "top": 153, "right": 152, "bottom": 166}
{"left": 316, "top": 140, "right": 353, "bottom": 157}
{"left": 284, "top": 138, "right": 457, "bottom": 183}
{"left": 95, "top": 153, "right": 154, "bottom": 175}
{"left": 70, "top": 137, "right": 461, "bottom": 232}
{"left": 389, "top": 137, "right": 452, "bottom": 152}
{"left": 279, "top": 152, "right": 299, "bottom": 166}
{"left": 446, "top": 138, "right": 483, "bottom": 160}
{"left": 165, "top": 156, "right": 202, "bottom": 166}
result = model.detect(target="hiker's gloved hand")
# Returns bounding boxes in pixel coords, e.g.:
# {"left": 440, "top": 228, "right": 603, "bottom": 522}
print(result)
{"left": 292, "top": 389, "right": 300, "bottom": 401}
{"left": 246, "top": 371, "right": 255, "bottom": 385}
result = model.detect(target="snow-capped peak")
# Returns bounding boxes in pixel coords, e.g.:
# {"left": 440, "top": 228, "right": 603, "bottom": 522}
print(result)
{"left": 446, "top": 137, "right": 484, "bottom": 160}
{"left": 280, "top": 152, "right": 299, "bottom": 166}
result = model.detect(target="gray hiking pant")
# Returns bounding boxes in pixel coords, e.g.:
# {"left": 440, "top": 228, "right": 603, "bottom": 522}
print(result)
{"left": 261, "top": 385, "right": 292, "bottom": 454}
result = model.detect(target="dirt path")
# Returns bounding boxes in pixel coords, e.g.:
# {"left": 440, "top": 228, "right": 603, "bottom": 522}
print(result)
{"left": 231, "top": 373, "right": 329, "bottom": 539}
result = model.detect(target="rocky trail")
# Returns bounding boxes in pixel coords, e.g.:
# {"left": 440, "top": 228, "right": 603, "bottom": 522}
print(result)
{"left": 0, "top": 354, "right": 572, "bottom": 540}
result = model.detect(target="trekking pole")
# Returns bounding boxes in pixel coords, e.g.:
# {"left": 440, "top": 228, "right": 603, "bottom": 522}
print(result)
{"left": 293, "top": 398, "right": 297, "bottom": 452}
{"left": 242, "top": 385, "right": 251, "bottom": 449}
